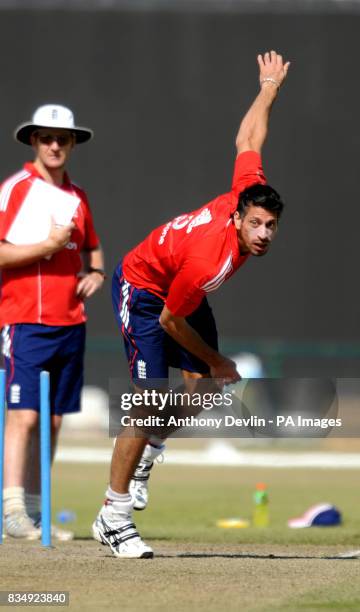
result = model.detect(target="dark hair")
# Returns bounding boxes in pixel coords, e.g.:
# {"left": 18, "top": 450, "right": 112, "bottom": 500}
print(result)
{"left": 237, "top": 183, "right": 284, "bottom": 219}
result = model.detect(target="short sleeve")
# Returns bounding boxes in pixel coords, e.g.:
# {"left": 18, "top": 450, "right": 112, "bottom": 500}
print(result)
{"left": 231, "top": 150, "right": 267, "bottom": 198}
{"left": 0, "top": 211, "right": 8, "bottom": 240}
{"left": 0, "top": 179, "right": 32, "bottom": 241}
{"left": 79, "top": 192, "right": 100, "bottom": 251}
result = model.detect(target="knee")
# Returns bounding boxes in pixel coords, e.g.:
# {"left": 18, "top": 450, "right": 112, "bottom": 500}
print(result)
{"left": 6, "top": 409, "right": 39, "bottom": 434}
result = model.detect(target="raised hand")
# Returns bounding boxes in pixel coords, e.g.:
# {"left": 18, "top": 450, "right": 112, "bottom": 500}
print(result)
{"left": 258, "top": 50, "right": 290, "bottom": 90}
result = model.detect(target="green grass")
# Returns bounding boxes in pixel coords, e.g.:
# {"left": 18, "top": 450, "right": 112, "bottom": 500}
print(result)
{"left": 5, "top": 461, "right": 358, "bottom": 612}
{"left": 52, "top": 462, "right": 360, "bottom": 546}
{"left": 270, "top": 591, "right": 360, "bottom": 612}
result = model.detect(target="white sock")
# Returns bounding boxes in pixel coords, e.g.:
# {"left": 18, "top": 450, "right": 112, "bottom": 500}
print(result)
{"left": 105, "top": 486, "right": 132, "bottom": 504}
{"left": 3, "top": 487, "right": 26, "bottom": 516}
{"left": 25, "top": 493, "right": 41, "bottom": 517}
{"left": 103, "top": 487, "right": 133, "bottom": 524}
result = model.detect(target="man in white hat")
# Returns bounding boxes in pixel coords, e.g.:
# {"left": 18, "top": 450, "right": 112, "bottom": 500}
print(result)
{"left": 0, "top": 104, "right": 104, "bottom": 540}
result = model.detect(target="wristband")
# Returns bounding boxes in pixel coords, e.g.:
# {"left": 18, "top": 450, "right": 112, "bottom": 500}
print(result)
{"left": 260, "top": 77, "right": 280, "bottom": 90}
{"left": 88, "top": 267, "right": 107, "bottom": 279}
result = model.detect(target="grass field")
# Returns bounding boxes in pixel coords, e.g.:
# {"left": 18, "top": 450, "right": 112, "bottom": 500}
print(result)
{"left": 1, "top": 458, "right": 360, "bottom": 611}
{"left": 54, "top": 462, "right": 360, "bottom": 547}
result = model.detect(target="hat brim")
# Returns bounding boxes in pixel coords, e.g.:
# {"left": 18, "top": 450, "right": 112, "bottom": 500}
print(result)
{"left": 14, "top": 123, "right": 93, "bottom": 145}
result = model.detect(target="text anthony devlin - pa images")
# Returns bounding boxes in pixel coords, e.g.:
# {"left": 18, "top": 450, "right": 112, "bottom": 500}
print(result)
{"left": 223, "top": 416, "right": 342, "bottom": 430}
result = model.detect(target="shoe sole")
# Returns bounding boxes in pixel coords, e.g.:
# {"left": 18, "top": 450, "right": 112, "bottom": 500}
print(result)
{"left": 112, "top": 549, "right": 154, "bottom": 559}
{"left": 52, "top": 533, "right": 74, "bottom": 542}
{"left": 6, "top": 533, "right": 41, "bottom": 540}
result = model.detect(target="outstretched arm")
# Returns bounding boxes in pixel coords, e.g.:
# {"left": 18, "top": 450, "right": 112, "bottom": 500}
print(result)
{"left": 236, "top": 50, "right": 290, "bottom": 156}
{"left": 160, "top": 305, "right": 240, "bottom": 383}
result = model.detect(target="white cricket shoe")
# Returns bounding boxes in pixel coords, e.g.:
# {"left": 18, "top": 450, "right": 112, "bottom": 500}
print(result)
{"left": 50, "top": 524, "right": 74, "bottom": 541}
{"left": 130, "top": 443, "right": 165, "bottom": 511}
{"left": 92, "top": 510, "right": 153, "bottom": 559}
{"left": 92, "top": 505, "right": 106, "bottom": 543}
{"left": 4, "top": 512, "right": 41, "bottom": 540}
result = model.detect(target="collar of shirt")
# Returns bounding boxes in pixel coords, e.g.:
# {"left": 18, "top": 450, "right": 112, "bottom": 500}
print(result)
{"left": 24, "top": 161, "right": 72, "bottom": 189}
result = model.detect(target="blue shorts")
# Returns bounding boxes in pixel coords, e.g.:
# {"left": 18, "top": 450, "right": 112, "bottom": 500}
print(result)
{"left": 112, "top": 262, "right": 218, "bottom": 383}
{"left": 1, "top": 323, "right": 86, "bottom": 414}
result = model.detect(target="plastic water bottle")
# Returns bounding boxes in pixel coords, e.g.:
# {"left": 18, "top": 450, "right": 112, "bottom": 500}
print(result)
{"left": 252, "top": 483, "right": 269, "bottom": 527}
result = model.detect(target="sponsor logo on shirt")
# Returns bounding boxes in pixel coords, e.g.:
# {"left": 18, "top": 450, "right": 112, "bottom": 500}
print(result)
{"left": 172, "top": 214, "right": 193, "bottom": 230}
{"left": 158, "top": 222, "right": 171, "bottom": 245}
{"left": 186, "top": 208, "right": 212, "bottom": 233}
{"left": 66, "top": 242, "right": 78, "bottom": 250}
{"left": 158, "top": 208, "right": 212, "bottom": 245}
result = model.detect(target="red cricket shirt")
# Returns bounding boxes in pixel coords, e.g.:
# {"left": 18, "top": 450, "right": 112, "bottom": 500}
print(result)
{"left": 0, "top": 163, "right": 100, "bottom": 326}
{"left": 123, "top": 151, "right": 266, "bottom": 316}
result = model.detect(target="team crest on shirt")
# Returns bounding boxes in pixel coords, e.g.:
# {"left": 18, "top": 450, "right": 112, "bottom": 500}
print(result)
{"left": 137, "top": 360, "right": 147, "bottom": 379}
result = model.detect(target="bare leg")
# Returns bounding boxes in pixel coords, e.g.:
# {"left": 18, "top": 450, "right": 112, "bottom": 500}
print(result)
{"left": 4, "top": 409, "right": 38, "bottom": 489}
{"left": 110, "top": 433, "right": 148, "bottom": 493}
{"left": 126, "top": 372, "right": 211, "bottom": 507}
{"left": 3, "top": 409, "right": 43, "bottom": 537}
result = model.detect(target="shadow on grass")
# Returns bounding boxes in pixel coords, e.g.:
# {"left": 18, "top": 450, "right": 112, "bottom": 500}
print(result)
{"left": 173, "top": 552, "right": 360, "bottom": 560}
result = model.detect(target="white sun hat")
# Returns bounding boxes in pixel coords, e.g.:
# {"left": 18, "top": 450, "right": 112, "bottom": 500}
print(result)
{"left": 14, "top": 104, "right": 93, "bottom": 145}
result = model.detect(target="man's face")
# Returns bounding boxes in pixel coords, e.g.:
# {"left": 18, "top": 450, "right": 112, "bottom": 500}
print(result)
{"left": 234, "top": 204, "right": 278, "bottom": 256}
{"left": 31, "top": 128, "right": 74, "bottom": 170}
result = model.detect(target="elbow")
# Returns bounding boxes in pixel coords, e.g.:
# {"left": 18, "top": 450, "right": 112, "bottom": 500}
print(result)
{"left": 235, "top": 135, "right": 245, "bottom": 152}
{"left": 159, "top": 311, "right": 170, "bottom": 332}
{"left": 236, "top": 135, "right": 254, "bottom": 155}
{"left": 159, "top": 306, "right": 180, "bottom": 333}
{"left": 159, "top": 312, "right": 165, "bottom": 328}
{"left": 236, "top": 134, "right": 262, "bottom": 155}
{"left": 236, "top": 138, "right": 261, "bottom": 156}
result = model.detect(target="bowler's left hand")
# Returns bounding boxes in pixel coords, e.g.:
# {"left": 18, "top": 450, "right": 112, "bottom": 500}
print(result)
{"left": 76, "top": 271, "right": 104, "bottom": 298}
{"left": 258, "top": 50, "right": 290, "bottom": 89}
